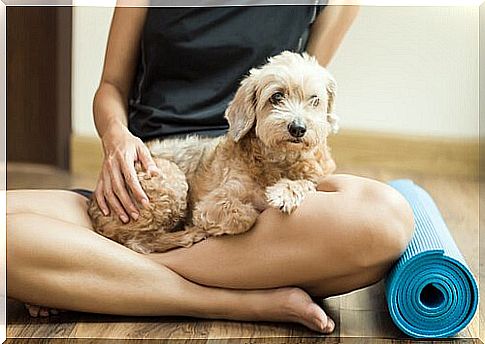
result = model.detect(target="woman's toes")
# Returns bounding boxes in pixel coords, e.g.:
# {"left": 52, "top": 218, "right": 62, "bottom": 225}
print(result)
{"left": 26, "top": 304, "right": 40, "bottom": 317}
{"left": 25, "top": 304, "right": 62, "bottom": 317}
{"left": 305, "top": 301, "right": 335, "bottom": 334}
{"left": 321, "top": 316, "right": 335, "bottom": 334}
{"left": 282, "top": 288, "right": 335, "bottom": 334}
{"left": 39, "top": 307, "right": 50, "bottom": 317}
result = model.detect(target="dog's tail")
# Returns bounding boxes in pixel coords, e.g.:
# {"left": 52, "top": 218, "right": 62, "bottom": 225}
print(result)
{"left": 151, "top": 226, "right": 208, "bottom": 253}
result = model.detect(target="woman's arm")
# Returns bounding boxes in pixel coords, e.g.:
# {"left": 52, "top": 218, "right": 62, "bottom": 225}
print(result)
{"left": 93, "top": 7, "right": 158, "bottom": 223}
{"left": 94, "top": 7, "right": 147, "bottom": 136}
{"left": 306, "top": 5, "right": 360, "bottom": 67}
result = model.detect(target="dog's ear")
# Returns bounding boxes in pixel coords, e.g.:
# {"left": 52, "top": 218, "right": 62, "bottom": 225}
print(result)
{"left": 325, "top": 73, "right": 339, "bottom": 134}
{"left": 225, "top": 73, "right": 258, "bottom": 142}
{"left": 327, "top": 112, "right": 340, "bottom": 134}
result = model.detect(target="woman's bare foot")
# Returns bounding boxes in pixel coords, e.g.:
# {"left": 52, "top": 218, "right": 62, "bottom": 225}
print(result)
{"left": 23, "top": 288, "right": 334, "bottom": 333}
{"left": 245, "top": 287, "right": 335, "bottom": 334}
{"left": 24, "top": 304, "right": 64, "bottom": 317}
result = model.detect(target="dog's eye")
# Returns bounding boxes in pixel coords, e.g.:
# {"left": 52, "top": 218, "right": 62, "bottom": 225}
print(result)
{"left": 310, "top": 96, "right": 320, "bottom": 107}
{"left": 270, "top": 92, "right": 285, "bottom": 105}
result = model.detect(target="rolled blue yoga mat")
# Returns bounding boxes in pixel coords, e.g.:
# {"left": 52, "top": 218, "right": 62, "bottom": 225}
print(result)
{"left": 386, "top": 179, "right": 478, "bottom": 338}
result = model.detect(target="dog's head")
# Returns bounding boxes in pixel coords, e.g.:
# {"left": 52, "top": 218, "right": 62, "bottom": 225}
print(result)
{"left": 225, "top": 51, "right": 338, "bottom": 152}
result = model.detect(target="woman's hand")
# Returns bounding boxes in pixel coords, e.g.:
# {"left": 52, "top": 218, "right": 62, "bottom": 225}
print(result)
{"left": 91, "top": 6, "right": 150, "bottom": 223}
{"left": 94, "top": 126, "right": 159, "bottom": 223}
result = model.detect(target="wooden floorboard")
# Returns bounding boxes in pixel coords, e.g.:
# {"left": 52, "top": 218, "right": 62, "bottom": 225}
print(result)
{"left": 3, "top": 337, "right": 483, "bottom": 343}
{"left": 5, "top": 159, "right": 482, "bottom": 342}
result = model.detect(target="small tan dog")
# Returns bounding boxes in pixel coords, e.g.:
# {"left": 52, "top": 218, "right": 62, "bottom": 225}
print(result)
{"left": 88, "top": 51, "right": 339, "bottom": 254}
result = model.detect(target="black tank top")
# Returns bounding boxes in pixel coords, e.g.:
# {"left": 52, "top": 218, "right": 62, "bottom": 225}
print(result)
{"left": 128, "top": 6, "right": 324, "bottom": 141}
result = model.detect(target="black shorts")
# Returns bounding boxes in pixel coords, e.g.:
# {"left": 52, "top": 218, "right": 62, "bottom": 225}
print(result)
{"left": 71, "top": 189, "right": 93, "bottom": 199}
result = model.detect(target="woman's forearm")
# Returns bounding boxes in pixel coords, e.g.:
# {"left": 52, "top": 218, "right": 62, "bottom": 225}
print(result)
{"left": 93, "top": 7, "right": 148, "bottom": 140}
{"left": 307, "top": 5, "right": 360, "bottom": 67}
{"left": 93, "top": 82, "right": 130, "bottom": 139}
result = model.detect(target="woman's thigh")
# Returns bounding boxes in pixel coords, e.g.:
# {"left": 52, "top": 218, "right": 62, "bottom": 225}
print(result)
{"left": 7, "top": 189, "right": 93, "bottom": 228}
{"left": 152, "top": 174, "right": 413, "bottom": 293}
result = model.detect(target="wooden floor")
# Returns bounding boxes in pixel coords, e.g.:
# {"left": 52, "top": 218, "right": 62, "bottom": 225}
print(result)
{"left": 5, "top": 158, "right": 483, "bottom": 343}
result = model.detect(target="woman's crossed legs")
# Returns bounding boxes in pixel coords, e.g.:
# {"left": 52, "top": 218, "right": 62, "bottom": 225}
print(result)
{"left": 6, "top": 174, "right": 414, "bottom": 333}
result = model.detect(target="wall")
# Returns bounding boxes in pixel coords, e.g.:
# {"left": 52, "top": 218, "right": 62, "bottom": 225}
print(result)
{"left": 330, "top": 6, "right": 478, "bottom": 138}
{"left": 480, "top": 2, "right": 485, "bottom": 143}
{"left": 478, "top": 3, "right": 484, "bottom": 341}
{"left": 72, "top": 6, "right": 114, "bottom": 137}
{"left": 72, "top": 6, "right": 479, "bottom": 138}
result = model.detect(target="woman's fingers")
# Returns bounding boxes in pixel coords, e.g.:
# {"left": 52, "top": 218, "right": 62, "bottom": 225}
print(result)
{"left": 102, "top": 167, "right": 130, "bottom": 223}
{"left": 94, "top": 179, "right": 109, "bottom": 216}
{"left": 121, "top": 159, "right": 150, "bottom": 208}
{"left": 96, "top": 133, "right": 157, "bottom": 221}
{"left": 107, "top": 161, "right": 140, "bottom": 221}
{"left": 138, "top": 145, "right": 159, "bottom": 176}
{"left": 109, "top": 164, "right": 139, "bottom": 220}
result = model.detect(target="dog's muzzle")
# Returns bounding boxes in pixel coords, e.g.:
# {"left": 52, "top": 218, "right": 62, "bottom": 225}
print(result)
{"left": 288, "top": 120, "right": 307, "bottom": 138}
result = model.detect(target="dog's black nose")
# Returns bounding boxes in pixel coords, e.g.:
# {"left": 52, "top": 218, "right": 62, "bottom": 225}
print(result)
{"left": 288, "top": 121, "right": 307, "bottom": 138}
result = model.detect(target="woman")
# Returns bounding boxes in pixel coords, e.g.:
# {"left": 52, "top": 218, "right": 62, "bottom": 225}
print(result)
{"left": 6, "top": 5, "right": 414, "bottom": 334}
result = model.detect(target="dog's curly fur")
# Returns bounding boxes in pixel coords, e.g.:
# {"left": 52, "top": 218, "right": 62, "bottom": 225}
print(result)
{"left": 88, "top": 51, "right": 339, "bottom": 254}
{"left": 87, "top": 158, "right": 188, "bottom": 254}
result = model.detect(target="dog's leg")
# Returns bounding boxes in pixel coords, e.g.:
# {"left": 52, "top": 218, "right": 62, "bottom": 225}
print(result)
{"left": 191, "top": 194, "right": 260, "bottom": 237}
{"left": 266, "top": 179, "right": 316, "bottom": 214}
{"left": 145, "top": 180, "right": 260, "bottom": 252}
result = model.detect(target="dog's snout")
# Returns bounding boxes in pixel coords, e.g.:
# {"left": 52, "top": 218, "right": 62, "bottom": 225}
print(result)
{"left": 288, "top": 120, "right": 307, "bottom": 138}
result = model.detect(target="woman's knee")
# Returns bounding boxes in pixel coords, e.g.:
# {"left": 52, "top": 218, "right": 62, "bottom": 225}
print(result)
{"left": 350, "top": 178, "right": 414, "bottom": 268}
{"left": 313, "top": 175, "right": 413, "bottom": 269}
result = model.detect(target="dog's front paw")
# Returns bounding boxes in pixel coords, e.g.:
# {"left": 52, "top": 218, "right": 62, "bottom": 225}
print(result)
{"left": 266, "top": 179, "right": 316, "bottom": 214}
